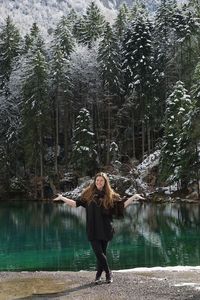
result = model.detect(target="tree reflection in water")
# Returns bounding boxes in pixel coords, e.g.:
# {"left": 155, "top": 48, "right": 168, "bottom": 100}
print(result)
{"left": 0, "top": 201, "right": 200, "bottom": 271}
{"left": 112, "top": 202, "right": 200, "bottom": 269}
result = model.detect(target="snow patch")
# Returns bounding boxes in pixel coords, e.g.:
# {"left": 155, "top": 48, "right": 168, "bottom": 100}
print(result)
{"left": 137, "top": 150, "right": 160, "bottom": 178}
{"left": 115, "top": 266, "right": 200, "bottom": 272}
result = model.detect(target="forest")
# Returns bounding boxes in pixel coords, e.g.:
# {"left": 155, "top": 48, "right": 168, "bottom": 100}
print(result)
{"left": 0, "top": 0, "right": 199, "bottom": 199}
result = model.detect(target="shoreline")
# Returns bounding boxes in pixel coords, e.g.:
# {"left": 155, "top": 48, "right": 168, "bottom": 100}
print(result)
{"left": 1, "top": 267, "right": 200, "bottom": 299}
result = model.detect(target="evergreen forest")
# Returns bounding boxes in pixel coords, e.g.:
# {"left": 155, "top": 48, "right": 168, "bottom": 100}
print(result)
{"left": 0, "top": 0, "right": 200, "bottom": 199}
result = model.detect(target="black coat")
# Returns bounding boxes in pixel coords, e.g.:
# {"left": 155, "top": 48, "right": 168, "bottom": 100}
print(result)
{"left": 76, "top": 190, "right": 125, "bottom": 241}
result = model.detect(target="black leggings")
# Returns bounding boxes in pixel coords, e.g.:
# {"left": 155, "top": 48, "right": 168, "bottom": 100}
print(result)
{"left": 90, "top": 240, "right": 110, "bottom": 274}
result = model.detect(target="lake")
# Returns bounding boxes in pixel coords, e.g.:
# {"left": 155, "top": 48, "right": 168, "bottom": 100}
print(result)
{"left": 0, "top": 200, "right": 200, "bottom": 271}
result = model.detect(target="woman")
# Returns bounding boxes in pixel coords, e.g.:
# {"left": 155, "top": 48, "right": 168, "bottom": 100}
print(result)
{"left": 54, "top": 172, "right": 144, "bottom": 284}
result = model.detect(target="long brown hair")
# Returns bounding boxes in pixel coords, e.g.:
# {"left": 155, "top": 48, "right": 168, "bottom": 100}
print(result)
{"left": 81, "top": 172, "right": 120, "bottom": 209}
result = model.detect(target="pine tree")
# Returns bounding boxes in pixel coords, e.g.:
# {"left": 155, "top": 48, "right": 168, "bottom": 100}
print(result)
{"left": 128, "top": 1, "right": 148, "bottom": 21}
{"left": 69, "top": 43, "right": 102, "bottom": 162}
{"left": 122, "top": 12, "right": 154, "bottom": 158}
{"left": 30, "top": 22, "right": 40, "bottom": 37}
{"left": 191, "top": 60, "right": 200, "bottom": 107}
{"left": 67, "top": 8, "right": 78, "bottom": 26}
{"left": 80, "top": 1, "right": 105, "bottom": 48}
{"left": 188, "top": 0, "right": 200, "bottom": 19}
{"left": 154, "top": 0, "right": 177, "bottom": 49}
{"left": 71, "top": 108, "right": 97, "bottom": 175}
{"left": 153, "top": 0, "right": 178, "bottom": 95}
{"left": 0, "top": 16, "right": 21, "bottom": 188}
{"left": 172, "top": 4, "right": 200, "bottom": 87}
{"left": 23, "top": 33, "right": 32, "bottom": 53}
{"left": 50, "top": 17, "right": 74, "bottom": 173}
{"left": 49, "top": 44, "right": 72, "bottom": 173}
{"left": 114, "top": 3, "right": 128, "bottom": 40}
{"left": 98, "top": 22, "right": 122, "bottom": 95}
{"left": 0, "top": 16, "right": 21, "bottom": 89}
{"left": 23, "top": 23, "right": 44, "bottom": 54}
{"left": 159, "top": 81, "right": 195, "bottom": 187}
{"left": 122, "top": 13, "right": 153, "bottom": 95}
{"left": 190, "top": 60, "right": 200, "bottom": 193}
{"left": 73, "top": 16, "right": 85, "bottom": 43}
{"left": 116, "top": 91, "right": 138, "bottom": 159}
{"left": 54, "top": 16, "right": 74, "bottom": 57}
{"left": 153, "top": 0, "right": 198, "bottom": 90}
{"left": 0, "top": 86, "right": 21, "bottom": 188}
{"left": 97, "top": 22, "right": 123, "bottom": 163}
{"left": 69, "top": 43, "right": 101, "bottom": 110}
{"left": 21, "top": 33, "right": 49, "bottom": 197}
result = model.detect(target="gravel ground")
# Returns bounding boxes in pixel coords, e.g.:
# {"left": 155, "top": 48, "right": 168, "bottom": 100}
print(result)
{"left": 1, "top": 269, "right": 200, "bottom": 300}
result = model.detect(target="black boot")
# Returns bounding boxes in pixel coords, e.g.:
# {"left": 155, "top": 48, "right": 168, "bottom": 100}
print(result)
{"left": 94, "top": 270, "right": 102, "bottom": 284}
{"left": 106, "top": 271, "right": 113, "bottom": 283}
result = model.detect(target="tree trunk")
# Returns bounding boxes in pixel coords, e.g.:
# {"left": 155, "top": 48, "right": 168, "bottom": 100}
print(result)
{"left": 142, "top": 120, "right": 145, "bottom": 160}
{"left": 195, "top": 141, "right": 200, "bottom": 200}
{"left": 147, "top": 122, "right": 151, "bottom": 155}
{"left": 39, "top": 124, "right": 44, "bottom": 199}
{"left": 106, "top": 97, "right": 111, "bottom": 165}
{"left": 132, "top": 116, "right": 136, "bottom": 159}
{"left": 55, "top": 92, "right": 59, "bottom": 175}
{"left": 92, "top": 99, "right": 100, "bottom": 156}
{"left": 63, "top": 100, "right": 69, "bottom": 167}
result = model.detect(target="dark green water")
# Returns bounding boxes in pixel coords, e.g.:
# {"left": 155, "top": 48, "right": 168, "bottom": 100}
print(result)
{"left": 0, "top": 200, "right": 200, "bottom": 271}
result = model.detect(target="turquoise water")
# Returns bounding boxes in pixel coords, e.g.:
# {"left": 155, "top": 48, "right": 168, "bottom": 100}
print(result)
{"left": 0, "top": 200, "right": 200, "bottom": 271}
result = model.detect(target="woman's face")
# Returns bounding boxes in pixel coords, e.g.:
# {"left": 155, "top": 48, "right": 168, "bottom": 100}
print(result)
{"left": 95, "top": 176, "right": 105, "bottom": 190}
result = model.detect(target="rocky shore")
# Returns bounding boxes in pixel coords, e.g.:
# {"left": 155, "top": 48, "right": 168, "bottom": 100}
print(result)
{"left": 1, "top": 267, "right": 200, "bottom": 299}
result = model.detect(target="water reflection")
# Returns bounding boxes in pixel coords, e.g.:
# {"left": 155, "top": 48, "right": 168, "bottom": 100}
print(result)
{"left": 112, "top": 202, "right": 200, "bottom": 269}
{"left": 0, "top": 201, "right": 200, "bottom": 271}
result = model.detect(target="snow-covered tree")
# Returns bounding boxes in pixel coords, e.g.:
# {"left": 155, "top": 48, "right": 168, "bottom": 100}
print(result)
{"left": 71, "top": 108, "right": 97, "bottom": 175}
{"left": 80, "top": 1, "right": 105, "bottom": 48}
{"left": 172, "top": 4, "right": 200, "bottom": 87}
{"left": 69, "top": 43, "right": 101, "bottom": 110}
{"left": 159, "top": 81, "right": 195, "bottom": 187}
{"left": 109, "top": 141, "right": 119, "bottom": 162}
{"left": 191, "top": 60, "right": 200, "bottom": 108}
{"left": 128, "top": 1, "right": 148, "bottom": 21}
{"left": 122, "top": 12, "right": 154, "bottom": 158}
{"left": 21, "top": 35, "right": 49, "bottom": 193}
{"left": 49, "top": 45, "right": 72, "bottom": 173}
{"left": 67, "top": 8, "right": 78, "bottom": 27}
{"left": 69, "top": 43, "right": 102, "bottom": 157}
{"left": 49, "top": 17, "right": 74, "bottom": 172}
{"left": 0, "top": 16, "right": 21, "bottom": 89}
{"left": 154, "top": 0, "right": 177, "bottom": 49}
{"left": 98, "top": 22, "right": 122, "bottom": 95}
{"left": 116, "top": 89, "right": 141, "bottom": 159}
{"left": 190, "top": 60, "right": 200, "bottom": 186}
{"left": 113, "top": 3, "right": 128, "bottom": 40}
{"left": 73, "top": 16, "right": 85, "bottom": 43}
{"left": 0, "top": 16, "right": 22, "bottom": 187}
{"left": 0, "top": 87, "right": 21, "bottom": 188}
{"left": 122, "top": 13, "right": 153, "bottom": 96}
{"left": 153, "top": 0, "right": 178, "bottom": 96}
{"left": 98, "top": 22, "right": 123, "bottom": 163}
{"left": 23, "top": 22, "right": 44, "bottom": 54}
{"left": 153, "top": 0, "right": 199, "bottom": 91}
{"left": 54, "top": 16, "right": 75, "bottom": 57}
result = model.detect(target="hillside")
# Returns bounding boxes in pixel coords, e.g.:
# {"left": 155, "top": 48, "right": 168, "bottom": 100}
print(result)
{"left": 0, "top": 0, "right": 186, "bottom": 37}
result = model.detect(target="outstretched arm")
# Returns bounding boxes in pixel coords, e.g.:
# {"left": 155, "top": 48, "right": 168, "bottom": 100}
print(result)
{"left": 124, "top": 194, "right": 144, "bottom": 208}
{"left": 53, "top": 194, "right": 77, "bottom": 208}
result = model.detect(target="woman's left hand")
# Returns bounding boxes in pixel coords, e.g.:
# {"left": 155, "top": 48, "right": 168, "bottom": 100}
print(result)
{"left": 129, "top": 194, "right": 145, "bottom": 202}
{"left": 53, "top": 194, "right": 62, "bottom": 201}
